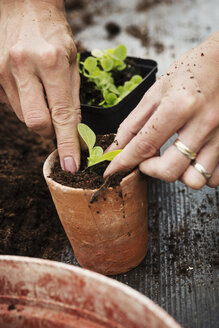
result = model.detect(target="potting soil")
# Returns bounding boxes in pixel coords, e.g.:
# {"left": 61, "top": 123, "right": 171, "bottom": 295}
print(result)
{"left": 50, "top": 134, "right": 130, "bottom": 189}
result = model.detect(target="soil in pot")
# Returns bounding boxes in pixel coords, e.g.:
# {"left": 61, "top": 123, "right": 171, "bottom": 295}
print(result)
{"left": 50, "top": 134, "right": 131, "bottom": 190}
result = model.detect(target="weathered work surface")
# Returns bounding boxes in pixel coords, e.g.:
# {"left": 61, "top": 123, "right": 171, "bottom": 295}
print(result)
{"left": 0, "top": 107, "right": 218, "bottom": 328}
{"left": 62, "top": 178, "right": 219, "bottom": 328}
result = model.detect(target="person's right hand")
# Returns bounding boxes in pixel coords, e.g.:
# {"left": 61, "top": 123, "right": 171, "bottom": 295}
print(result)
{"left": 0, "top": 0, "right": 81, "bottom": 173}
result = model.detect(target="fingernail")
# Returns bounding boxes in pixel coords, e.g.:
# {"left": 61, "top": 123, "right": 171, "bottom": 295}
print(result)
{"left": 104, "top": 144, "right": 112, "bottom": 153}
{"left": 103, "top": 164, "right": 112, "bottom": 178}
{"left": 63, "top": 156, "right": 77, "bottom": 174}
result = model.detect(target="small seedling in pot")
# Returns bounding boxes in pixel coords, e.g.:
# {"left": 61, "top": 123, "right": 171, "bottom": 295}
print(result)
{"left": 77, "top": 123, "right": 122, "bottom": 168}
{"left": 77, "top": 45, "right": 143, "bottom": 107}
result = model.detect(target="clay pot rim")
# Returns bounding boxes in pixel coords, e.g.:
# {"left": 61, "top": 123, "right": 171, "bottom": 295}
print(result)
{"left": 0, "top": 255, "right": 181, "bottom": 328}
{"left": 43, "top": 149, "right": 140, "bottom": 193}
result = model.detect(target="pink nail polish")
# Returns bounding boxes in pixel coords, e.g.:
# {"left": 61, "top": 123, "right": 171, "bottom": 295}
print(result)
{"left": 63, "top": 156, "right": 77, "bottom": 173}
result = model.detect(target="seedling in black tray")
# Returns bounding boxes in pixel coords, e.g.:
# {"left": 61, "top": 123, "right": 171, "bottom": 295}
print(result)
{"left": 79, "top": 45, "right": 158, "bottom": 134}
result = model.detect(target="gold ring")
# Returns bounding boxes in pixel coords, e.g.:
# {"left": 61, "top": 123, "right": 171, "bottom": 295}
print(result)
{"left": 193, "top": 162, "right": 212, "bottom": 180}
{"left": 174, "top": 139, "right": 197, "bottom": 160}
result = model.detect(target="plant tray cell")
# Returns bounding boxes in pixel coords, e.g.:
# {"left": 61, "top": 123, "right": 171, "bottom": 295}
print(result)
{"left": 80, "top": 52, "right": 157, "bottom": 134}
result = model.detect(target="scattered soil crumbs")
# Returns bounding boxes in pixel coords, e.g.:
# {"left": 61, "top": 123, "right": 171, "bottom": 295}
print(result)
{"left": 0, "top": 105, "right": 69, "bottom": 260}
{"left": 65, "top": 0, "right": 94, "bottom": 37}
{"left": 50, "top": 134, "right": 129, "bottom": 189}
{"left": 153, "top": 41, "right": 165, "bottom": 54}
{"left": 145, "top": 184, "right": 219, "bottom": 286}
{"left": 65, "top": 0, "right": 165, "bottom": 55}
{"left": 126, "top": 25, "right": 150, "bottom": 48}
{"left": 65, "top": 0, "right": 85, "bottom": 10}
{"left": 75, "top": 41, "right": 88, "bottom": 53}
{"left": 105, "top": 21, "right": 121, "bottom": 38}
{"left": 136, "top": 0, "right": 174, "bottom": 11}
{"left": 126, "top": 25, "right": 165, "bottom": 53}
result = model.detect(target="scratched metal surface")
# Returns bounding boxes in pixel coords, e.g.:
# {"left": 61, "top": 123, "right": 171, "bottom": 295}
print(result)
{"left": 63, "top": 1, "right": 219, "bottom": 327}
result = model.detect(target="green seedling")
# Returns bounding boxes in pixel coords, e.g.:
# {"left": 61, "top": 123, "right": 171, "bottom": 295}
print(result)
{"left": 91, "top": 44, "right": 127, "bottom": 71}
{"left": 78, "top": 123, "right": 122, "bottom": 168}
{"left": 78, "top": 45, "right": 143, "bottom": 107}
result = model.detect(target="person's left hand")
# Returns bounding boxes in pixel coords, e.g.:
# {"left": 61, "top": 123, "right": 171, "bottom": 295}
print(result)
{"left": 104, "top": 32, "right": 219, "bottom": 189}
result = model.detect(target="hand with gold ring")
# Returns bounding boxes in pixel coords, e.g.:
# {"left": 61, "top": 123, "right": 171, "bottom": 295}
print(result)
{"left": 104, "top": 31, "right": 219, "bottom": 190}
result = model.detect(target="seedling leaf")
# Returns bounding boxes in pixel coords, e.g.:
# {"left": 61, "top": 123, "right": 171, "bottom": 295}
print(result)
{"left": 108, "top": 84, "right": 119, "bottom": 94}
{"left": 101, "top": 58, "right": 114, "bottom": 72}
{"left": 131, "top": 75, "right": 143, "bottom": 84}
{"left": 118, "top": 86, "right": 124, "bottom": 94}
{"left": 88, "top": 146, "right": 103, "bottom": 167}
{"left": 97, "top": 150, "right": 122, "bottom": 163}
{"left": 78, "top": 123, "right": 96, "bottom": 153}
{"left": 104, "top": 92, "right": 117, "bottom": 105}
{"left": 91, "top": 49, "right": 103, "bottom": 58}
{"left": 114, "top": 44, "right": 127, "bottom": 60}
{"left": 117, "top": 63, "right": 126, "bottom": 71}
{"left": 84, "top": 57, "right": 97, "bottom": 73}
{"left": 124, "top": 81, "right": 134, "bottom": 92}
{"left": 78, "top": 123, "right": 122, "bottom": 168}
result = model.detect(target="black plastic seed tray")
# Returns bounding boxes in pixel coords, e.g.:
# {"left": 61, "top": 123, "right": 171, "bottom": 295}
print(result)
{"left": 80, "top": 52, "right": 157, "bottom": 134}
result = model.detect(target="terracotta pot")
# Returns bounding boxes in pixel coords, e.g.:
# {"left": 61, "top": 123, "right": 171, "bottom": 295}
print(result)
{"left": 0, "top": 255, "right": 182, "bottom": 328}
{"left": 43, "top": 149, "right": 148, "bottom": 275}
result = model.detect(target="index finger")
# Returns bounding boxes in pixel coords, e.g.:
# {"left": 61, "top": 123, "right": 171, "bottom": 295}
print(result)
{"left": 107, "top": 84, "right": 162, "bottom": 152}
{"left": 104, "top": 90, "right": 195, "bottom": 177}
{"left": 41, "top": 57, "right": 81, "bottom": 173}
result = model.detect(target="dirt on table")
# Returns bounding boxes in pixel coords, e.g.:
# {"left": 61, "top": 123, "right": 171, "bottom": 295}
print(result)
{"left": 126, "top": 25, "right": 150, "bottom": 48}
{"left": 105, "top": 21, "right": 121, "bottom": 39}
{"left": 66, "top": 0, "right": 167, "bottom": 61}
{"left": 136, "top": 0, "right": 175, "bottom": 11}
{"left": 0, "top": 105, "right": 69, "bottom": 260}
